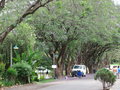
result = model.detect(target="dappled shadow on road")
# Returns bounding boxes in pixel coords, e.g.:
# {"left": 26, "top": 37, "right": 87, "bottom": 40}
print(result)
{"left": 4, "top": 74, "right": 100, "bottom": 90}
{"left": 4, "top": 74, "right": 120, "bottom": 90}
{"left": 59, "top": 74, "right": 95, "bottom": 81}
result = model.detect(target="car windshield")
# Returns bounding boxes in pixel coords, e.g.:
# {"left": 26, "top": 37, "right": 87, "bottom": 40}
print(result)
{"left": 73, "top": 66, "right": 82, "bottom": 69}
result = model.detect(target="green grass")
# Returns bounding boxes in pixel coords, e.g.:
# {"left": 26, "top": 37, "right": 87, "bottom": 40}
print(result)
{"left": 40, "top": 79, "right": 55, "bottom": 83}
{"left": 35, "top": 78, "right": 55, "bottom": 84}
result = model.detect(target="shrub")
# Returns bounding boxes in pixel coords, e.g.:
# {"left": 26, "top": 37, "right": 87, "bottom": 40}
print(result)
{"left": 12, "top": 62, "right": 32, "bottom": 84}
{"left": 6, "top": 67, "right": 17, "bottom": 84}
{"left": 0, "top": 81, "right": 3, "bottom": 88}
{"left": 31, "top": 72, "right": 39, "bottom": 82}
{"left": 32, "top": 76, "right": 39, "bottom": 82}
{"left": 40, "top": 75, "right": 45, "bottom": 80}
{"left": 94, "top": 68, "right": 116, "bottom": 90}
{"left": 0, "top": 63, "right": 5, "bottom": 79}
{"left": 2, "top": 81, "right": 14, "bottom": 86}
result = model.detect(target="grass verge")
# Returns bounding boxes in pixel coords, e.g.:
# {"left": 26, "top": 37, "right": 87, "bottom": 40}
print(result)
{"left": 35, "top": 78, "right": 55, "bottom": 84}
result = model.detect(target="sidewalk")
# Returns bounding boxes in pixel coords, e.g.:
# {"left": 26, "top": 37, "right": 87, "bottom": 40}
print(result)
{"left": 111, "top": 79, "right": 120, "bottom": 90}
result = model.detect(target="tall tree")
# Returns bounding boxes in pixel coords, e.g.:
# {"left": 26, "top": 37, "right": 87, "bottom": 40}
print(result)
{"left": 30, "top": 0, "right": 92, "bottom": 78}
{"left": 0, "top": 0, "right": 53, "bottom": 43}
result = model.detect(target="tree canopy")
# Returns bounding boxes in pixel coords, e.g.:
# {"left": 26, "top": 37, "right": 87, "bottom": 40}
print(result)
{"left": 0, "top": 0, "right": 120, "bottom": 78}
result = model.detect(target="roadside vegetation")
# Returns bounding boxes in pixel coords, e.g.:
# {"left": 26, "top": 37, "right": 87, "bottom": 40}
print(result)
{"left": 95, "top": 68, "right": 116, "bottom": 90}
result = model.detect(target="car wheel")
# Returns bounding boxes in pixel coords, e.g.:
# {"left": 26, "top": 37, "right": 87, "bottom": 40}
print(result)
{"left": 82, "top": 74, "right": 86, "bottom": 77}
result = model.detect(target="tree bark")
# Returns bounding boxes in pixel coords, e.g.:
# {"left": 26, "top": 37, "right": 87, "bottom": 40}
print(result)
{"left": 77, "top": 42, "right": 112, "bottom": 73}
{"left": 66, "top": 64, "right": 72, "bottom": 76}
{"left": 0, "top": 0, "right": 5, "bottom": 11}
{"left": 65, "top": 60, "right": 74, "bottom": 76}
{"left": 56, "top": 63, "right": 63, "bottom": 78}
{"left": 103, "top": 81, "right": 106, "bottom": 90}
{"left": 55, "top": 43, "right": 67, "bottom": 78}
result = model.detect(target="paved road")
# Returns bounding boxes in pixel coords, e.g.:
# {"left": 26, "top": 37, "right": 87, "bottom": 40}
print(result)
{"left": 4, "top": 74, "right": 120, "bottom": 90}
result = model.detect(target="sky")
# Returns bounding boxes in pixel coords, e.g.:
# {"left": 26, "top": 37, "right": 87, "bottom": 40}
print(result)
{"left": 113, "top": 0, "right": 120, "bottom": 5}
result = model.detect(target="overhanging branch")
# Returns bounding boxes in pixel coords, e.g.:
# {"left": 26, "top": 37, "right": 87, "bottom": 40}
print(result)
{"left": 0, "top": 0, "right": 5, "bottom": 11}
{"left": 0, "top": 0, "right": 53, "bottom": 43}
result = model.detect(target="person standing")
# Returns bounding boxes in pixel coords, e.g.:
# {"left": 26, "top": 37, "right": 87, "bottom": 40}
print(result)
{"left": 113, "top": 66, "right": 117, "bottom": 76}
{"left": 77, "top": 70, "right": 82, "bottom": 78}
{"left": 46, "top": 70, "right": 49, "bottom": 79}
{"left": 117, "top": 66, "right": 120, "bottom": 79}
{"left": 65, "top": 76, "right": 68, "bottom": 80}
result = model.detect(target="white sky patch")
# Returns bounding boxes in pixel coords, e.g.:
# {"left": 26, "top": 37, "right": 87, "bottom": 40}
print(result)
{"left": 113, "top": 0, "right": 120, "bottom": 5}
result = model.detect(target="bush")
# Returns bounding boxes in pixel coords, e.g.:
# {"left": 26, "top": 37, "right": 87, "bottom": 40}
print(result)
{"left": 31, "top": 72, "right": 39, "bottom": 82}
{"left": 12, "top": 62, "right": 32, "bottom": 84}
{"left": 40, "top": 75, "right": 45, "bottom": 80}
{"left": 0, "top": 81, "right": 3, "bottom": 88}
{"left": 94, "top": 68, "right": 116, "bottom": 90}
{"left": 2, "top": 81, "right": 14, "bottom": 86}
{"left": 6, "top": 67, "right": 17, "bottom": 84}
{"left": 32, "top": 76, "right": 39, "bottom": 82}
{"left": 0, "top": 63, "right": 5, "bottom": 79}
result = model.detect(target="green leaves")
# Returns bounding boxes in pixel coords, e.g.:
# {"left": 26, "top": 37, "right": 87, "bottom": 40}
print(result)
{"left": 0, "top": 63, "right": 5, "bottom": 79}
{"left": 55, "top": 0, "right": 63, "bottom": 9}
{"left": 0, "top": 0, "right": 119, "bottom": 79}
{"left": 95, "top": 68, "right": 116, "bottom": 88}
{"left": 12, "top": 62, "right": 32, "bottom": 83}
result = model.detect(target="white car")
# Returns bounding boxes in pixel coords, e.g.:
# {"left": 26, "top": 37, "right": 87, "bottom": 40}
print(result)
{"left": 72, "top": 65, "right": 87, "bottom": 77}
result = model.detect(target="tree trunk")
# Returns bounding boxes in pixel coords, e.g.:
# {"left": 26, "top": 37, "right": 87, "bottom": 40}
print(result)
{"left": 65, "top": 60, "right": 74, "bottom": 76}
{"left": 56, "top": 64, "right": 63, "bottom": 78}
{"left": 65, "top": 65, "right": 71, "bottom": 76}
{"left": 103, "top": 81, "right": 107, "bottom": 90}
{"left": 66, "top": 66, "right": 71, "bottom": 76}
{"left": 0, "top": 0, "right": 5, "bottom": 11}
{"left": 87, "top": 65, "right": 93, "bottom": 73}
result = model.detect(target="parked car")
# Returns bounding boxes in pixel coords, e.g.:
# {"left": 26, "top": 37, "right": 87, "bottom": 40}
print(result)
{"left": 71, "top": 65, "right": 87, "bottom": 77}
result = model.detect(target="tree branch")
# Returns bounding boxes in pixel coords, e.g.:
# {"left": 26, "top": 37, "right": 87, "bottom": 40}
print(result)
{"left": 0, "top": 0, "right": 53, "bottom": 43}
{"left": 0, "top": 0, "right": 5, "bottom": 11}
{"left": 0, "top": 0, "right": 15, "bottom": 12}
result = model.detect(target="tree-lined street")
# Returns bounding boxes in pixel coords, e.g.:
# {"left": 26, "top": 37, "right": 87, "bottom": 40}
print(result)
{"left": 4, "top": 74, "right": 120, "bottom": 90}
{"left": 1, "top": 0, "right": 120, "bottom": 89}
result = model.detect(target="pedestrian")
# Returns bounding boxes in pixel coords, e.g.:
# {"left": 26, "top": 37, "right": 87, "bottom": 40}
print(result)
{"left": 46, "top": 70, "right": 48, "bottom": 74}
{"left": 65, "top": 76, "right": 68, "bottom": 80}
{"left": 46, "top": 70, "right": 49, "bottom": 79}
{"left": 77, "top": 70, "right": 82, "bottom": 78}
{"left": 112, "top": 66, "right": 117, "bottom": 76}
{"left": 117, "top": 66, "right": 120, "bottom": 79}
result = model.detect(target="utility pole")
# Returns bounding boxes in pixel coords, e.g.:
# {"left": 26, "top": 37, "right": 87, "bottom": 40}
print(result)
{"left": 10, "top": 43, "right": 12, "bottom": 67}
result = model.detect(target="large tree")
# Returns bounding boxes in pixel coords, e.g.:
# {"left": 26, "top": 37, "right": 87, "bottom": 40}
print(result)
{"left": 76, "top": 0, "right": 119, "bottom": 72}
{"left": 0, "top": 0, "right": 53, "bottom": 43}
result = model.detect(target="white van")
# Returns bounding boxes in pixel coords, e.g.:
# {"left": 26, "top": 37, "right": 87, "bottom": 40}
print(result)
{"left": 72, "top": 65, "right": 87, "bottom": 77}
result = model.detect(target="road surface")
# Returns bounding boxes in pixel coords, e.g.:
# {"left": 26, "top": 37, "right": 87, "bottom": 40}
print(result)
{"left": 4, "top": 74, "right": 120, "bottom": 90}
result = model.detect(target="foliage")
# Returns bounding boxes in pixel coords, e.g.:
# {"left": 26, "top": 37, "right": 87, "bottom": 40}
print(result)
{"left": 6, "top": 67, "right": 17, "bottom": 83}
{"left": 0, "top": 0, "right": 120, "bottom": 81}
{"left": 40, "top": 76, "right": 45, "bottom": 80}
{"left": 94, "top": 68, "right": 116, "bottom": 90}
{"left": 12, "top": 62, "right": 32, "bottom": 84}
{"left": 31, "top": 72, "right": 39, "bottom": 82}
{"left": 13, "top": 48, "right": 38, "bottom": 65}
{"left": 0, "top": 63, "right": 5, "bottom": 79}
{"left": 30, "top": 0, "right": 119, "bottom": 76}
{"left": 38, "top": 79, "right": 55, "bottom": 83}
{"left": 2, "top": 80, "right": 14, "bottom": 86}
{"left": 0, "top": 81, "right": 3, "bottom": 87}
